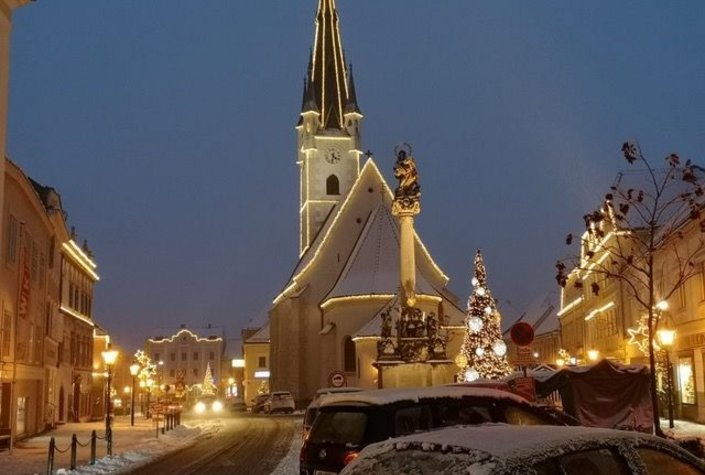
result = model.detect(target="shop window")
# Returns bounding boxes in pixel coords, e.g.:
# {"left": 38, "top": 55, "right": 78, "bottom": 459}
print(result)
{"left": 678, "top": 356, "right": 696, "bottom": 404}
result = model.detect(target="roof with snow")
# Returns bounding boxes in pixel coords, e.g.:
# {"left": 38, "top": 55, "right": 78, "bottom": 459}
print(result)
{"left": 275, "top": 158, "right": 451, "bottom": 307}
{"left": 319, "top": 385, "right": 528, "bottom": 408}
{"left": 346, "top": 424, "right": 689, "bottom": 474}
{"left": 324, "top": 204, "right": 439, "bottom": 299}
{"left": 244, "top": 323, "right": 270, "bottom": 343}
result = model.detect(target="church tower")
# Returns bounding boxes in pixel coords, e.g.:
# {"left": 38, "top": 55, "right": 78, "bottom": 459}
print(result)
{"left": 297, "top": 0, "right": 363, "bottom": 255}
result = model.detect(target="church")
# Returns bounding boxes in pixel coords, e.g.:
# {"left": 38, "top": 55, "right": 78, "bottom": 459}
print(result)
{"left": 268, "top": 0, "right": 466, "bottom": 405}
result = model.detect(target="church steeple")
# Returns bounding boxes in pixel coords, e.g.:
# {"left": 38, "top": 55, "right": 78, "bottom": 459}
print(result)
{"left": 309, "top": 0, "right": 350, "bottom": 130}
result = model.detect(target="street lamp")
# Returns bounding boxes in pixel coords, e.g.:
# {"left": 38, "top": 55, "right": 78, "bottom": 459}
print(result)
{"left": 101, "top": 347, "right": 119, "bottom": 456}
{"left": 657, "top": 324, "right": 676, "bottom": 429}
{"left": 129, "top": 363, "right": 140, "bottom": 427}
{"left": 587, "top": 349, "right": 600, "bottom": 362}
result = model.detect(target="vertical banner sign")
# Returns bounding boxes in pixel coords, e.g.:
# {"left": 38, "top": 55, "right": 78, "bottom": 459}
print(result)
{"left": 18, "top": 246, "right": 31, "bottom": 319}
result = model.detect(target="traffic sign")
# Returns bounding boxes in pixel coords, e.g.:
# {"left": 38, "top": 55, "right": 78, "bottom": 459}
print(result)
{"left": 513, "top": 346, "right": 535, "bottom": 366}
{"left": 510, "top": 322, "right": 535, "bottom": 347}
{"left": 328, "top": 370, "right": 346, "bottom": 388}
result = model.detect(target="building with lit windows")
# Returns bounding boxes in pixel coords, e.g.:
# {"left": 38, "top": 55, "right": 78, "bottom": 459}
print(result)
{"left": 557, "top": 175, "right": 705, "bottom": 423}
{"left": 268, "top": 0, "right": 466, "bottom": 406}
{"left": 242, "top": 324, "right": 270, "bottom": 406}
{"left": 0, "top": 157, "right": 101, "bottom": 436}
{"left": 144, "top": 325, "right": 225, "bottom": 390}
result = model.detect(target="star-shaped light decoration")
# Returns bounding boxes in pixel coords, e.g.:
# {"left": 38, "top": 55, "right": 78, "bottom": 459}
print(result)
{"left": 627, "top": 315, "right": 661, "bottom": 355}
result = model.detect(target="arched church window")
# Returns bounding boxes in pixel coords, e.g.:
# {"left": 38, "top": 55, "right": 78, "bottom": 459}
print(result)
{"left": 343, "top": 336, "right": 356, "bottom": 373}
{"left": 326, "top": 175, "right": 340, "bottom": 195}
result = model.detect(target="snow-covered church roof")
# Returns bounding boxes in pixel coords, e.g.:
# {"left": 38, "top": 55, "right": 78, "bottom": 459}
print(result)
{"left": 274, "top": 158, "right": 451, "bottom": 307}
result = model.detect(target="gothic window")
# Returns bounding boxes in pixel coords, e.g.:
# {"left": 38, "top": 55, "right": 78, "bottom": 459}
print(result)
{"left": 343, "top": 336, "right": 356, "bottom": 372}
{"left": 326, "top": 175, "right": 340, "bottom": 195}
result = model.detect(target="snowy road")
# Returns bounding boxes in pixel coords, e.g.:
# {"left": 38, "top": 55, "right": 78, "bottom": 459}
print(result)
{"left": 127, "top": 413, "right": 298, "bottom": 475}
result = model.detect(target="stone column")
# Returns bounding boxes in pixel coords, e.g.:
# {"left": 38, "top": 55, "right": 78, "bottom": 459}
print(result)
{"left": 391, "top": 147, "right": 421, "bottom": 308}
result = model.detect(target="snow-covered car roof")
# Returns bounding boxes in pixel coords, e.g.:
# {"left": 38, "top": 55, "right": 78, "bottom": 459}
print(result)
{"left": 342, "top": 424, "right": 705, "bottom": 475}
{"left": 318, "top": 385, "right": 528, "bottom": 408}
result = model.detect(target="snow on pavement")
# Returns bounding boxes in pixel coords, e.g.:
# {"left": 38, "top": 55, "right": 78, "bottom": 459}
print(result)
{"left": 269, "top": 418, "right": 303, "bottom": 475}
{"left": 0, "top": 415, "right": 223, "bottom": 475}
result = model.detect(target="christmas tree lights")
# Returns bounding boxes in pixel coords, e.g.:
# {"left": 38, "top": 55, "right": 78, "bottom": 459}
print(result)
{"left": 456, "top": 250, "right": 512, "bottom": 381}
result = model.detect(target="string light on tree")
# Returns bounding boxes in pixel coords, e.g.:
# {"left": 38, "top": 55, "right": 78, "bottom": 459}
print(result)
{"left": 456, "top": 250, "right": 513, "bottom": 381}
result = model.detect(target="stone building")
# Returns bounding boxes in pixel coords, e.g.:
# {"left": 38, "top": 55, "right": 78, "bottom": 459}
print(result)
{"left": 144, "top": 325, "right": 225, "bottom": 391}
{"left": 557, "top": 171, "right": 705, "bottom": 423}
{"left": 0, "top": 158, "right": 100, "bottom": 438}
{"left": 242, "top": 324, "right": 270, "bottom": 406}
{"left": 269, "top": 0, "right": 465, "bottom": 406}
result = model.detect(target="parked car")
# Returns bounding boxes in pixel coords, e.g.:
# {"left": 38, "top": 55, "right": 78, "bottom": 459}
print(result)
{"left": 303, "top": 387, "right": 362, "bottom": 439}
{"left": 251, "top": 393, "right": 270, "bottom": 414}
{"left": 300, "top": 386, "right": 577, "bottom": 475}
{"left": 264, "top": 391, "right": 295, "bottom": 414}
{"left": 340, "top": 424, "right": 705, "bottom": 474}
{"left": 193, "top": 395, "right": 225, "bottom": 416}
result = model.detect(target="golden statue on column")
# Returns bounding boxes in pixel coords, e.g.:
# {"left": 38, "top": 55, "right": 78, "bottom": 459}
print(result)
{"left": 392, "top": 144, "right": 421, "bottom": 307}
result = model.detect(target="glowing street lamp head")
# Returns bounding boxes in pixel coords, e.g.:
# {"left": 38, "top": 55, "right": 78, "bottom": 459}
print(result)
{"left": 102, "top": 349, "right": 119, "bottom": 367}
{"left": 587, "top": 349, "right": 600, "bottom": 361}
{"left": 657, "top": 328, "right": 676, "bottom": 347}
{"left": 656, "top": 301, "right": 669, "bottom": 311}
{"left": 129, "top": 363, "right": 140, "bottom": 376}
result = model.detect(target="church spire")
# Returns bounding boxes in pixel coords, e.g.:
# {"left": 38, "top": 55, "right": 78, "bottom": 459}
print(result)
{"left": 345, "top": 63, "right": 361, "bottom": 115}
{"left": 310, "top": 0, "right": 349, "bottom": 130}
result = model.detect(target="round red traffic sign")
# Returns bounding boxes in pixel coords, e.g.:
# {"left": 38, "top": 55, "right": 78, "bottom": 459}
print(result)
{"left": 328, "top": 371, "right": 346, "bottom": 388}
{"left": 510, "top": 322, "right": 535, "bottom": 347}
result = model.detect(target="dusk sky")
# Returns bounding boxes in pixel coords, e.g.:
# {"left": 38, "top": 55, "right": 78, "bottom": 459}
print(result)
{"left": 7, "top": 1, "right": 705, "bottom": 352}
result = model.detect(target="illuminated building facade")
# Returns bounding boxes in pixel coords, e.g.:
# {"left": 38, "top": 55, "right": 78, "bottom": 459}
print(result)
{"left": 269, "top": 0, "right": 466, "bottom": 405}
{"left": 144, "top": 325, "right": 225, "bottom": 389}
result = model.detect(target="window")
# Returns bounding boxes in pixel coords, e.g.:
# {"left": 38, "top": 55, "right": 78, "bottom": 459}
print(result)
{"left": 170, "top": 352, "right": 175, "bottom": 361}
{"left": 343, "top": 336, "right": 356, "bottom": 372}
{"left": 181, "top": 352, "right": 187, "bottom": 361}
{"left": 1, "top": 310, "right": 12, "bottom": 358}
{"left": 193, "top": 368, "right": 199, "bottom": 377}
{"left": 258, "top": 356, "right": 266, "bottom": 368}
{"left": 193, "top": 352, "right": 199, "bottom": 360}
{"left": 700, "top": 263, "right": 705, "bottom": 301}
{"left": 169, "top": 369, "right": 175, "bottom": 377}
{"left": 394, "top": 406, "right": 432, "bottom": 436}
{"left": 638, "top": 447, "right": 701, "bottom": 475}
{"left": 154, "top": 353, "right": 160, "bottom": 362}
{"left": 209, "top": 352, "right": 214, "bottom": 360}
{"left": 5, "top": 215, "right": 17, "bottom": 265}
{"left": 677, "top": 285, "right": 686, "bottom": 310}
{"left": 678, "top": 356, "right": 696, "bottom": 404}
{"left": 326, "top": 175, "right": 340, "bottom": 195}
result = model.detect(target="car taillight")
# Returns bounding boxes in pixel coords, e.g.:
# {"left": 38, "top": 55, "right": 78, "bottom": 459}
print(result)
{"left": 343, "top": 450, "right": 359, "bottom": 466}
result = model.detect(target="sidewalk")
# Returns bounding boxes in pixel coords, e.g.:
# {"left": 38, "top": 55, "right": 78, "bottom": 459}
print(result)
{"left": 0, "top": 415, "right": 223, "bottom": 475}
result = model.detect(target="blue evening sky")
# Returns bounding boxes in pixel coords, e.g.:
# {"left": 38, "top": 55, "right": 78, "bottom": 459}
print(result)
{"left": 7, "top": 1, "right": 705, "bottom": 351}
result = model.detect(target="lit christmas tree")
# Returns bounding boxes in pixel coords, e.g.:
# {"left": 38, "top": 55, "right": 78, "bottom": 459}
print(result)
{"left": 202, "top": 362, "right": 217, "bottom": 395}
{"left": 456, "top": 250, "right": 512, "bottom": 381}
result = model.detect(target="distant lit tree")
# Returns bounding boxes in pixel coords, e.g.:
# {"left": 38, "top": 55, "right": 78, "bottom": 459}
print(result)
{"left": 202, "top": 362, "right": 217, "bottom": 395}
{"left": 456, "top": 250, "right": 512, "bottom": 381}
{"left": 556, "top": 141, "right": 705, "bottom": 436}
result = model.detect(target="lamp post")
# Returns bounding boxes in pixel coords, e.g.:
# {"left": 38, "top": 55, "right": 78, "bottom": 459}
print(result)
{"left": 657, "top": 324, "right": 676, "bottom": 429}
{"left": 101, "top": 347, "right": 119, "bottom": 456}
{"left": 129, "top": 363, "right": 140, "bottom": 426}
{"left": 146, "top": 378, "right": 154, "bottom": 418}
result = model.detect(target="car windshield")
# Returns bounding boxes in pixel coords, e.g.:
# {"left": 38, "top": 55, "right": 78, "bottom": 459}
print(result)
{"left": 310, "top": 410, "right": 367, "bottom": 446}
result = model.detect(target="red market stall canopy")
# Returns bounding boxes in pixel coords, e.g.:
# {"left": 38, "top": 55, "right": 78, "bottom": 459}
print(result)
{"left": 535, "top": 359, "right": 653, "bottom": 432}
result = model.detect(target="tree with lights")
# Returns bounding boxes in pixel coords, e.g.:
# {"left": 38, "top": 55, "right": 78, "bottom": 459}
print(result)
{"left": 456, "top": 250, "right": 512, "bottom": 381}
{"left": 202, "top": 362, "right": 217, "bottom": 395}
{"left": 556, "top": 142, "right": 705, "bottom": 437}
